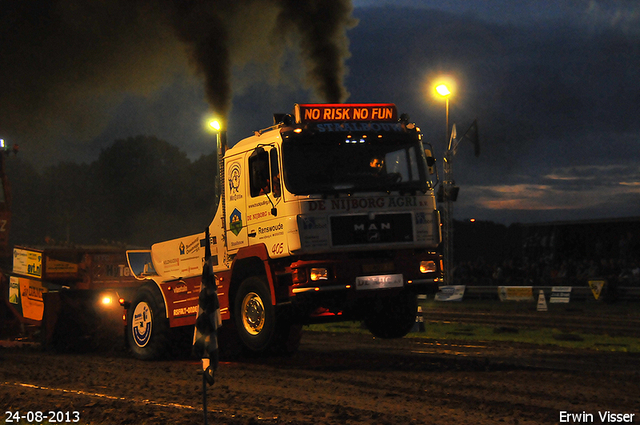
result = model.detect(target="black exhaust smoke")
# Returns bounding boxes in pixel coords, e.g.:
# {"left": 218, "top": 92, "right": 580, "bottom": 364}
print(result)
{"left": 165, "top": 1, "right": 233, "bottom": 119}
{"left": 0, "top": 0, "right": 357, "bottom": 157}
{"left": 274, "top": 0, "right": 356, "bottom": 104}
{"left": 167, "top": 0, "right": 357, "bottom": 119}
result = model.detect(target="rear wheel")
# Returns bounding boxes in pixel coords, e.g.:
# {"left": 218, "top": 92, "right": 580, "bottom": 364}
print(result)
{"left": 364, "top": 291, "right": 418, "bottom": 339}
{"left": 127, "top": 284, "right": 170, "bottom": 360}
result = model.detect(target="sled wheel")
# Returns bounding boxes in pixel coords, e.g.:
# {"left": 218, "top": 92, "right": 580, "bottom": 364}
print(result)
{"left": 127, "top": 284, "right": 169, "bottom": 360}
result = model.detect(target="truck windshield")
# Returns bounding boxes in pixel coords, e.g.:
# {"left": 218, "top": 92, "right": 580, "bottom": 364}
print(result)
{"left": 282, "top": 131, "right": 429, "bottom": 195}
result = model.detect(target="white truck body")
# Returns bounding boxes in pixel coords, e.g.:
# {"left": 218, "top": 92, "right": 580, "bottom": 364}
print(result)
{"left": 125, "top": 103, "right": 443, "bottom": 358}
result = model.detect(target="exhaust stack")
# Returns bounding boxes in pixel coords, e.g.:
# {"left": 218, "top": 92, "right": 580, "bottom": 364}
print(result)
{"left": 217, "top": 130, "right": 228, "bottom": 243}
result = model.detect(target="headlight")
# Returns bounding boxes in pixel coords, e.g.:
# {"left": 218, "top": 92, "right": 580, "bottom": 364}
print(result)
{"left": 292, "top": 268, "right": 307, "bottom": 284}
{"left": 310, "top": 268, "right": 328, "bottom": 281}
{"left": 98, "top": 292, "right": 119, "bottom": 308}
{"left": 419, "top": 261, "right": 437, "bottom": 274}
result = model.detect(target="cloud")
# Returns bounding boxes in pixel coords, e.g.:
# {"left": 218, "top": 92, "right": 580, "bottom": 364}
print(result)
{"left": 2, "top": 2, "right": 638, "bottom": 226}
{"left": 583, "top": 0, "right": 640, "bottom": 34}
{"left": 0, "top": 0, "right": 357, "bottom": 167}
{"left": 354, "top": 0, "right": 640, "bottom": 31}
{"left": 543, "top": 165, "right": 640, "bottom": 185}
{"left": 0, "top": 3, "right": 186, "bottom": 149}
{"left": 342, "top": 5, "right": 640, "bottom": 223}
{"left": 460, "top": 172, "right": 640, "bottom": 222}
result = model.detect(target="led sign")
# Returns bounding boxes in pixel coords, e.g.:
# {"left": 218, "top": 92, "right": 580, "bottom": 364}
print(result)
{"left": 294, "top": 103, "right": 398, "bottom": 124}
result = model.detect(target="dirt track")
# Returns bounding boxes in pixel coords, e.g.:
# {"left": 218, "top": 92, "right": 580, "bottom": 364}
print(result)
{"left": 2, "top": 330, "right": 640, "bottom": 425}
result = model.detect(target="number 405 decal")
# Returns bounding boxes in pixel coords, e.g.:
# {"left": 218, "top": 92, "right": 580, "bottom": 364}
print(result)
{"left": 271, "top": 243, "right": 284, "bottom": 255}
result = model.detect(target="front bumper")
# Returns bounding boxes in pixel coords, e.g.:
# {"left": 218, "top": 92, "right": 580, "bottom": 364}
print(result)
{"left": 286, "top": 250, "right": 443, "bottom": 297}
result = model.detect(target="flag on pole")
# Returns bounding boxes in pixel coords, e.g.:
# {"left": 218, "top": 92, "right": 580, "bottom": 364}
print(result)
{"left": 454, "top": 119, "right": 480, "bottom": 157}
{"left": 447, "top": 123, "right": 457, "bottom": 152}
{"left": 464, "top": 119, "right": 480, "bottom": 157}
{"left": 193, "top": 229, "right": 221, "bottom": 385}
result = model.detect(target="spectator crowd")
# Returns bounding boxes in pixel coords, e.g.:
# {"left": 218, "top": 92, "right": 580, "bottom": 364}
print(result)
{"left": 450, "top": 231, "right": 640, "bottom": 287}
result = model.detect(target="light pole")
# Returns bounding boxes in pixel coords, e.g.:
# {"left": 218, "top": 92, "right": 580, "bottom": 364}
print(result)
{"left": 435, "top": 84, "right": 451, "bottom": 143}
{"left": 207, "top": 118, "right": 227, "bottom": 247}
{"left": 435, "top": 82, "right": 454, "bottom": 284}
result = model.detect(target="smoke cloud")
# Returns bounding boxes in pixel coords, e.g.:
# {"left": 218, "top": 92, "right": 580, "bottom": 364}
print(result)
{"left": 274, "top": 0, "right": 356, "bottom": 103}
{"left": 0, "top": 0, "right": 356, "bottom": 164}
{"left": 156, "top": 0, "right": 357, "bottom": 115}
{"left": 0, "top": 2, "right": 186, "bottom": 145}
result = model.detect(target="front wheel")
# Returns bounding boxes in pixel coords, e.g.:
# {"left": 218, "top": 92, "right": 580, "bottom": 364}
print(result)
{"left": 364, "top": 291, "right": 418, "bottom": 339}
{"left": 126, "top": 284, "right": 170, "bottom": 360}
{"left": 234, "top": 277, "right": 276, "bottom": 353}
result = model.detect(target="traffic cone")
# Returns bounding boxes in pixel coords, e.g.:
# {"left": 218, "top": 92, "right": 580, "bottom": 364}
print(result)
{"left": 537, "top": 290, "right": 547, "bottom": 312}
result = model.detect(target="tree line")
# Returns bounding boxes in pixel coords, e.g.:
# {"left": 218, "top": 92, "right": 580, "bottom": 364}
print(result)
{"left": 6, "top": 135, "right": 219, "bottom": 248}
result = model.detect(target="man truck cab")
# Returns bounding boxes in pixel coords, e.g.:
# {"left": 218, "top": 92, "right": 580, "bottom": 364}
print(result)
{"left": 125, "top": 103, "right": 443, "bottom": 359}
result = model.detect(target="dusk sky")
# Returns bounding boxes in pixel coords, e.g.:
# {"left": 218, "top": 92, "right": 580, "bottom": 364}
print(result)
{"left": 1, "top": 0, "right": 639, "bottom": 225}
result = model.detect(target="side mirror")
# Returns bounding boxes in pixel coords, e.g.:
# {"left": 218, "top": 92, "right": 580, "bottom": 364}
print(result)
{"left": 424, "top": 148, "right": 436, "bottom": 174}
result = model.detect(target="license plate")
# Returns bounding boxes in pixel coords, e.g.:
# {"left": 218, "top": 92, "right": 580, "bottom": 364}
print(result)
{"left": 355, "top": 274, "right": 404, "bottom": 290}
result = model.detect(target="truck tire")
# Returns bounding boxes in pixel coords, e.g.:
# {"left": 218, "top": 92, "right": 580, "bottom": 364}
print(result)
{"left": 234, "top": 276, "right": 276, "bottom": 353}
{"left": 127, "top": 283, "right": 170, "bottom": 360}
{"left": 364, "top": 290, "right": 418, "bottom": 339}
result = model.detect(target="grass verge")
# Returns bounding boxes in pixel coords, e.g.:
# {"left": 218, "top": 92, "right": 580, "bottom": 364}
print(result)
{"left": 305, "top": 321, "right": 640, "bottom": 353}
{"left": 304, "top": 299, "right": 640, "bottom": 353}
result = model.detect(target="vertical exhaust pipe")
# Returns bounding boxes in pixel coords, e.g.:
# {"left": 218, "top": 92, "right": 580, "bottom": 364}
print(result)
{"left": 217, "top": 130, "right": 228, "bottom": 249}
{"left": 218, "top": 129, "right": 228, "bottom": 155}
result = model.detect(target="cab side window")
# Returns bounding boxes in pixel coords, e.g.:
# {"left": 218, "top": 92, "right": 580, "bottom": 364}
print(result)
{"left": 270, "top": 148, "right": 281, "bottom": 198}
{"left": 249, "top": 147, "right": 281, "bottom": 198}
{"left": 249, "top": 149, "right": 270, "bottom": 197}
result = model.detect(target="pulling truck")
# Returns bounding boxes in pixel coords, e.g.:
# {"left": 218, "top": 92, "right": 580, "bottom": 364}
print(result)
{"left": 124, "top": 103, "right": 443, "bottom": 359}
{"left": 0, "top": 143, "right": 141, "bottom": 350}
{"left": 1, "top": 246, "right": 139, "bottom": 350}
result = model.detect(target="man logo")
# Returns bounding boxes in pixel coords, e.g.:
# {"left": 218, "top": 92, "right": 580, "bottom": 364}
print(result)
{"left": 354, "top": 223, "right": 390, "bottom": 231}
{"left": 354, "top": 222, "right": 390, "bottom": 243}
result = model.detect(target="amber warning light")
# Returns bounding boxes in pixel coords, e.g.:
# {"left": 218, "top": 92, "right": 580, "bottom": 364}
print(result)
{"left": 294, "top": 103, "right": 398, "bottom": 124}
